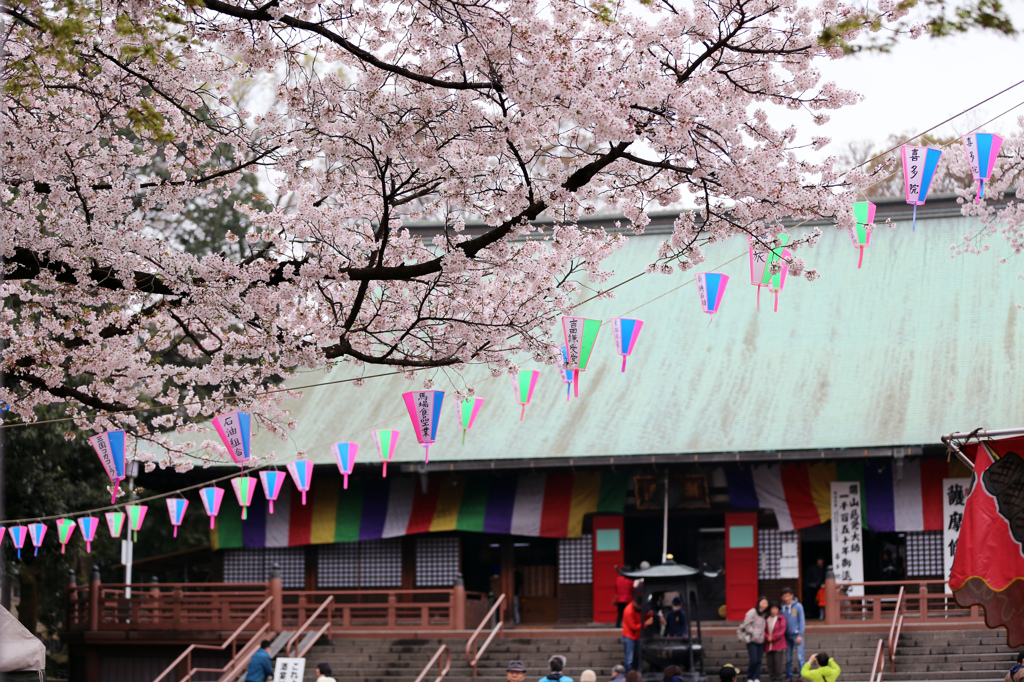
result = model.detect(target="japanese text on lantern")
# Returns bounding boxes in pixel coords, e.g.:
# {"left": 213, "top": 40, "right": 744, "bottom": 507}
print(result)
{"left": 221, "top": 415, "right": 244, "bottom": 458}
{"left": 92, "top": 435, "right": 116, "bottom": 474}
{"left": 942, "top": 477, "right": 970, "bottom": 594}
{"left": 830, "top": 481, "right": 865, "bottom": 596}
{"left": 417, "top": 392, "right": 430, "bottom": 438}
{"left": 566, "top": 319, "right": 580, "bottom": 365}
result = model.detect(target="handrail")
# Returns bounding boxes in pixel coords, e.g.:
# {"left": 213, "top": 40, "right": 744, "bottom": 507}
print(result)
{"left": 465, "top": 593, "right": 505, "bottom": 679}
{"left": 183, "top": 624, "right": 269, "bottom": 682}
{"left": 868, "top": 638, "right": 885, "bottom": 682}
{"left": 286, "top": 595, "right": 334, "bottom": 657}
{"left": 887, "top": 586, "right": 906, "bottom": 673}
{"left": 415, "top": 644, "right": 451, "bottom": 682}
{"left": 151, "top": 595, "right": 274, "bottom": 682}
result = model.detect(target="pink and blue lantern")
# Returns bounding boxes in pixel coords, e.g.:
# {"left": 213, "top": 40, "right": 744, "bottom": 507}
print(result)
{"left": 77, "top": 517, "right": 98, "bottom": 553}
{"left": 28, "top": 522, "right": 47, "bottom": 557}
{"left": 611, "top": 318, "right": 644, "bottom": 372}
{"left": 0, "top": 527, "right": 6, "bottom": 552}
{"left": 373, "top": 429, "right": 400, "bottom": 478}
{"left": 259, "top": 470, "right": 287, "bottom": 513}
{"left": 558, "top": 347, "right": 574, "bottom": 402}
{"left": 961, "top": 132, "right": 1003, "bottom": 201}
{"left": 105, "top": 511, "right": 126, "bottom": 538}
{"left": 402, "top": 391, "right": 445, "bottom": 463}
{"left": 56, "top": 519, "right": 76, "bottom": 554}
{"left": 9, "top": 526, "right": 27, "bottom": 559}
{"left": 901, "top": 146, "right": 942, "bottom": 230}
{"left": 212, "top": 411, "right": 251, "bottom": 469}
{"left": 695, "top": 273, "right": 729, "bottom": 321}
{"left": 232, "top": 476, "right": 257, "bottom": 519}
{"left": 166, "top": 498, "right": 188, "bottom": 538}
{"left": 332, "top": 443, "right": 358, "bottom": 489}
{"left": 199, "top": 486, "right": 225, "bottom": 530}
{"left": 89, "top": 430, "right": 126, "bottom": 504}
{"left": 287, "top": 459, "right": 313, "bottom": 505}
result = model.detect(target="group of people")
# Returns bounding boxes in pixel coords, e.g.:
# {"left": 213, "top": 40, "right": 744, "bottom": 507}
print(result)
{"left": 737, "top": 588, "right": 839, "bottom": 682}
{"left": 244, "top": 640, "right": 336, "bottom": 681}
{"left": 506, "top": 656, "right": 635, "bottom": 682}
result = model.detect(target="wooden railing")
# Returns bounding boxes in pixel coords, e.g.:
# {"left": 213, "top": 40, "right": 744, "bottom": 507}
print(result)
{"left": 466, "top": 593, "right": 505, "bottom": 679}
{"left": 286, "top": 595, "right": 333, "bottom": 657}
{"left": 887, "top": 586, "right": 906, "bottom": 673}
{"left": 415, "top": 644, "right": 451, "bottom": 682}
{"left": 823, "top": 578, "right": 982, "bottom": 625}
{"left": 869, "top": 638, "right": 885, "bottom": 682}
{"left": 278, "top": 589, "right": 481, "bottom": 631}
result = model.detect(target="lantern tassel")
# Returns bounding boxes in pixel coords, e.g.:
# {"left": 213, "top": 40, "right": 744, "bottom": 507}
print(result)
{"left": 774, "top": 291, "right": 779, "bottom": 313}
{"left": 424, "top": 444, "right": 430, "bottom": 465}
{"left": 912, "top": 204, "right": 917, "bottom": 232}
{"left": 173, "top": 526, "right": 178, "bottom": 538}
{"left": 86, "top": 541, "right": 92, "bottom": 553}
{"left": 209, "top": 516, "right": 215, "bottom": 530}
{"left": 857, "top": 246, "right": 864, "bottom": 269}
{"left": 519, "top": 404, "right": 526, "bottom": 421}
{"left": 269, "top": 500, "right": 275, "bottom": 514}
{"left": 61, "top": 544, "right": 66, "bottom": 555}
{"left": 573, "top": 371, "right": 579, "bottom": 398}
{"left": 462, "top": 430, "right": 466, "bottom": 446}
{"left": 621, "top": 356, "right": 627, "bottom": 373}
{"left": 343, "top": 475, "right": 349, "bottom": 490}
{"left": 382, "top": 461, "right": 388, "bottom": 478}
{"left": 566, "top": 384, "right": 571, "bottom": 402}
{"left": 301, "top": 490, "right": 307, "bottom": 505}
{"left": 977, "top": 179, "right": 984, "bottom": 202}
{"left": 241, "top": 507, "right": 248, "bottom": 520}
{"left": 708, "top": 315, "right": 713, "bottom": 328}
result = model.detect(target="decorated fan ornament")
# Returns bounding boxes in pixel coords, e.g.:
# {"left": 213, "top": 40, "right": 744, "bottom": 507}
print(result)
{"left": 558, "top": 346, "right": 575, "bottom": 402}
{"left": 77, "top": 517, "right": 98, "bottom": 553}
{"left": 562, "top": 317, "right": 601, "bottom": 397}
{"left": 231, "top": 475, "right": 257, "bottom": 519}
{"left": 373, "top": 429, "right": 400, "bottom": 478}
{"left": 105, "top": 511, "right": 126, "bottom": 538}
{"left": 166, "top": 498, "right": 188, "bottom": 537}
{"left": 126, "top": 504, "right": 148, "bottom": 541}
{"left": 286, "top": 459, "right": 313, "bottom": 505}
{"left": 850, "top": 201, "right": 876, "bottom": 269}
{"left": 611, "top": 318, "right": 644, "bottom": 372}
{"left": 749, "top": 233, "right": 791, "bottom": 311}
{"left": 28, "top": 522, "right": 47, "bottom": 557}
{"left": 511, "top": 370, "right": 540, "bottom": 420}
{"left": 212, "top": 411, "right": 252, "bottom": 469}
{"left": 696, "top": 273, "right": 729, "bottom": 322}
{"left": 56, "top": 518, "right": 76, "bottom": 554}
{"left": 901, "top": 146, "right": 942, "bottom": 230}
{"left": 961, "top": 132, "right": 1003, "bottom": 201}
{"left": 259, "top": 470, "right": 287, "bottom": 513}
{"left": 199, "top": 486, "right": 225, "bottom": 530}
{"left": 89, "top": 430, "right": 126, "bottom": 504}
{"left": 332, "top": 443, "right": 358, "bottom": 489}
{"left": 9, "top": 526, "right": 27, "bottom": 560}
{"left": 458, "top": 398, "right": 484, "bottom": 444}
{"left": 403, "top": 390, "right": 445, "bottom": 463}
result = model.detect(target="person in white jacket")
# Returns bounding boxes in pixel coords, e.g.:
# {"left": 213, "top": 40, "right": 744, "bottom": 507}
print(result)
{"left": 738, "top": 596, "right": 769, "bottom": 682}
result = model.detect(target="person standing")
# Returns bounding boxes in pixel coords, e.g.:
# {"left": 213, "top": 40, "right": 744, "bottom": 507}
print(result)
{"left": 804, "top": 559, "right": 826, "bottom": 620}
{"left": 799, "top": 653, "right": 840, "bottom": 682}
{"left": 614, "top": 567, "right": 635, "bottom": 628}
{"left": 738, "top": 596, "right": 768, "bottom": 682}
{"left": 508, "top": 660, "right": 528, "bottom": 682}
{"left": 539, "top": 655, "right": 574, "bottom": 682}
{"left": 662, "top": 597, "right": 689, "bottom": 638}
{"left": 1004, "top": 651, "right": 1024, "bottom": 682}
{"left": 764, "top": 602, "right": 788, "bottom": 682}
{"left": 609, "top": 664, "right": 627, "bottom": 682}
{"left": 244, "top": 640, "right": 273, "bottom": 682}
{"left": 781, "top": 587, "right": 805, "bottom": 681}
{"left": 315, "top": 662, "right": 338, "bottom": 682}
{"left": 621, "top": 594, "right": 651, "bottom": 672}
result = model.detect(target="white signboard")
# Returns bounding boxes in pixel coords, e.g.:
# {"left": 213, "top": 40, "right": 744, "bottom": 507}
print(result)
{"left": 943, "top": 477, "right": 970, "bottom": 595}
{"left": 779, "top": 540, "right": 800, "bottom": 579}
{"left": 274, "top": 658, "right": 306, "bottom": 682}
{"left": 830, "top": 481, "right": 864, "bottom": 597}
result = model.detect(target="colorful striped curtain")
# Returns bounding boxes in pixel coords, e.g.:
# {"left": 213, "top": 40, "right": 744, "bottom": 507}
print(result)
{"left": 213, "top": 471, "right": 626, "bottom": 550}
{"left": 724, "top": 458, "right": 970, "bottom": 532}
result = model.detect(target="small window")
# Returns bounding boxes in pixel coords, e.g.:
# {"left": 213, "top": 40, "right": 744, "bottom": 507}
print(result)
{"left": 595, "top": 528, "right": 620, "bottom": 552}
{"left": 729, "top": 525, "right": 754, "bottom": 549}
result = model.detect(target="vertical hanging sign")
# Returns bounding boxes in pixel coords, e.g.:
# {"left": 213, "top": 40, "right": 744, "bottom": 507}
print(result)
{"left": 830, "top": 481, "right": 865, "bottom": 597}
{"left": 943, "top": 477, "right": 970, "bottom": 595}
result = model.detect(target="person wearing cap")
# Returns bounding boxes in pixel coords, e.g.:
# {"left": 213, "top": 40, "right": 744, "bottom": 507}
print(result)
{"left": 539, "top": 655, "right": 573, "bottom": 682}
{"left": 622, "top": 593, "right": 653, "bottom": 672}
{"left": 662, "top": 596, "right": 689, "bottom": 638}
{"left": 719, "top": 664, "right": 740, "bottom": 682}
{"left": 609, "top": 664, "right": 627, "bottom": 682}
{"left": 781, "top": 587, "right": 805, "bottom": 681}
{"left": 508, "top": 660, "right": 528, "bottom": 682}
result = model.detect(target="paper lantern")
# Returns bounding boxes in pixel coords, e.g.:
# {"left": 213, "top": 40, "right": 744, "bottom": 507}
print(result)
{"left": 9, "top": 526, "right": 27, "bottom": 560}
{"left": 77, "top": 517, "right": 98, "bottom": 553}
{"left": 56, "top": 519, "right": 76, "bottom": 554}
{"left": 105, "top": 511, "right": 126, "bottom": 538}
{"left": 961, "top": 132, "right": 1003, "bottom": 201}
{"left": 901, "top": 146, "right": 942, "bottom": 230}
{"left": 212, "top": 411, "right": 251, "bottom": 468}
{"left": 561, "top": 317, "right": 601, "bottom": 397}
{"left": 28, "top": 523, "right": 47, "bottom": 557}
{"left": 511, "top": 370, "right": 540, "bottom": 420}
{"left": 0, "top": 527, "right": 6, "bottom": 551}
{"left": 402, "top": 390, "right": 445, "bottom": 463}
{"left": 457, "top": 398, "right": 484, "bottom": 444}
{"left": 89, "top": 430, "right": 126, "bottom": 504}
{"left": 166, "top": 498, "right": 188, "bottom": 538}
{"left": 611, "top": 318, "right": 644, "bottom": 373}
{"left": 259, "top": 470, "right": 287, "bottom": 513}
{"left": 333, "top": 443, "right": 358, "bottom": 488}
{"left": 199, "top": 486, "right": 225, "bottom": 530}
{"left": 286, "top": 459, "right": 313, "bottom": 505}
{"left": 696, "top": 273, "right": 729, "bottom": 321}
{"left": 231, "top": 475, "right": 257, "bottom": 519}
{"left": 749, "top": 233, "right": 791, "bottom": 310}
{"left": 558, "top": 346, "right": 574, "bottom": 402}
{"left": 373, "top": 429, "right": 399, "bottom": 478}
{"left": 850, "top": 201, "right": 876, "bottom": 269}
{"left": 767, "top": 249, "right": 792, "bottom": 312}
{"left": 126, "top": 504, "right": 147, "bottom": 541}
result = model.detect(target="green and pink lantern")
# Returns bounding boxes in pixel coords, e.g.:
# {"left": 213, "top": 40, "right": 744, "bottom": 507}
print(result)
{"left": 166, "top": 498, "right": 189, "bottom": 537}
{"left": 77, "top": 517, "right": 98, "bottom": 553}
{"left": 105, "top": 511, "right": 126, "bottom": 538}
{"left": 611, "top": 318, "right": 644, "bottom": 372}
{"left": 511, "top": 370, "right": 540, "bottom": 420}
{"left": 28, "top": 522, "right": 47, "bottom": 557}
{"left": 373, "top": 429, "right": 400, "bottom": 478}
{"left": 558, "top": 346, "right": 574, "bottom": 402}
{"left": 231, "top": 476, "right": 257, "bottom": 519}
{"left": 850, "top": 201, "right": 876, "bottom": 269}
{"left": 56, "top": 519, "right": 76, "bottom": 554}
{"left": 286, "top": 459, "right": 313, "bottom": 505}
{"left": 403, "top": 390, "right": 445, "bottom": 463}
{"left": 332, "top": 443, "right": 358, "bottom": 489}
{"left": 126, "top": 504, "right": 147, "bottom": 541}
{"left": 696, "top": 273, "right": 729, "bottom": 321}
{"left": 199, "top": 486, "right": 225, "bottom": 529}
{"left": 9, "top": 526, "right": 27, "bottom": 559}
{"left": 259, "top": 470, "right": 287, "bottom": 512}
{"left": 749, "top": 233, "right": 790, "bottom": 311}
{"left": 767, "top": 249, "right": 792, "bottom": 312}
{"left": 212, "top": 411, "right": 251, "bottom": 469}
{"left": 561, "top": 316, "right": 601, "bottom": 397}
{"left": 458, "top": 398, "right": 484, "bottom": 444}
{"left": 89, "top": 429, "right": 126, "bottom": 504}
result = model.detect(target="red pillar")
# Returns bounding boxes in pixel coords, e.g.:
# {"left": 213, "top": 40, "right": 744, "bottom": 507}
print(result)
{"left": 591, "top": 515, "right": 624, "bottom": 624}
{"left": 725, "top": 513, "right": 758, "bottom": 620}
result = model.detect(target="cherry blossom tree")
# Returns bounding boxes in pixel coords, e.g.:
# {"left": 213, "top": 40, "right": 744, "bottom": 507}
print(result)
{"left": 2, "top": 0, "right": 867, "bottom": 464}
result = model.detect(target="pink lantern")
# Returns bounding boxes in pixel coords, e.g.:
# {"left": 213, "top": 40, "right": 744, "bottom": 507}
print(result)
{"left": 695, "top": 273, "right": 729, "bottom": 322}
{"left": 232, "top": 475, "right": 257, "bottom": 519}
{"left": 259, "top": 470, "right": 287, "bottom": 513}
{"left": 332, "top": 443, "right": 358, "bottom": 489}
{"left": 105, "top": 511, "right": 126, "bottom": 538}
{"left": 511, "top": 370, "right": 540, "bottom": 421}
{"left": 199, "top": 486, "right": 225, "bottom": 530}
{"left": 611, "top": 318, "right": 644, "bottom": 372}
{"left": 77, "top": 517, "right": 98, "bottom": 553}
{"left": 286, "top": 459, "right": 313, "bottom": 505}
{"left": 402, "top": 391, "right": 445, "bottom": 463}
{"left": 9, "top": 526, "right": 27, "bottom": 559}
{"left": 28, "top": 522, "right": 47, "bottom": 557}
{"left": 373, "top": 430, "right": 400, "bottom": 478}
{"left": 166, "top": 498, "right": 188, "bottom": 538}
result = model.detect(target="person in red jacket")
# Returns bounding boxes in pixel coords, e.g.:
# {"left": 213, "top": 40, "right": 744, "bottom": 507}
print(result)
{"left": 621, "top": 595, "right": 652, "bottom": 672}
{"left": 614, "top": 566, "right": 635, "bottom": 628}
{"left": 764, "top": 602, "right": 788, "bottom": 682}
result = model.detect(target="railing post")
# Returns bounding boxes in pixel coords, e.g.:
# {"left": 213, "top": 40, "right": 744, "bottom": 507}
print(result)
{"left": 270, "top": 563, "right": 283, "bottom": 632}
{"left": 89, "top": 565, "right": 101, "bottom": 631}
{"left": 149, "top": 576, "right": 160, "bottom": 624}
{"left": 918, "top": 583, "right": 928, "bottom": 621}
{"left": 824, "top": 573, "right": 839, "bottom": 625}
{"left": 65, "top": 569, "right": 76, "bottom": 632}
{"left": 453, "top": 575, "right": 466, "bottom": 630}
{"left": 388, "top": 591, "right": 397, "bottom": 627}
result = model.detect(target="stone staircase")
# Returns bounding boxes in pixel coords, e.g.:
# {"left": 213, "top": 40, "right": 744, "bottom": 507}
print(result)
{"left": 303, "top": 626, "right": 1018, "bottom": 682}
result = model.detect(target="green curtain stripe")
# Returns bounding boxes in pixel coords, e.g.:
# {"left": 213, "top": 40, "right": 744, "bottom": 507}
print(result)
{"left": 334, "top": 478, "right": 365, "bottom": 543}
{"left": 456, "top": 476, "right": 491, "bottom": 532}
{"left": 597, "top": 472, "right": 627, "bottom": 513}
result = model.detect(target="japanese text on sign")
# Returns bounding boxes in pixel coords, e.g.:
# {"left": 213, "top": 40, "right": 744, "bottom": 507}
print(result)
{"left": 830, "top": 481, "right": 864, "bottom": 596}
{"left": 942, "top": 477, "right": 970, "bottom": 594}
